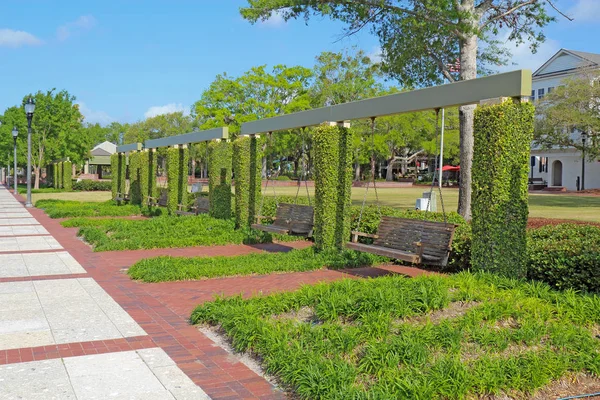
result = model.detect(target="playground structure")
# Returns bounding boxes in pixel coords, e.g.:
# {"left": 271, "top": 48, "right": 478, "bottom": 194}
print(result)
{"left": 115, "top": 70, "right": 533, "bottom": 270}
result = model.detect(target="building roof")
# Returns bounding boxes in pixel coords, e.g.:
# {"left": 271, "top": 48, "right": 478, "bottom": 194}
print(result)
{"left": 533, "top": 49, "right": 600, "bottom": 78}
{"left": 90, "top": 141, "right": 117, "bottom": 157}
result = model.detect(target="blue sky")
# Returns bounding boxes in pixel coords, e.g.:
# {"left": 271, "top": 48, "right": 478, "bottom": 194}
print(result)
{"left": 1, "top": 0, "right": 599, "bottom": 125}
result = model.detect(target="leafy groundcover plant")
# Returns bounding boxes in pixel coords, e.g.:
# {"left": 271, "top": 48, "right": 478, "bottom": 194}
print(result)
{"left": 61, "top": 214, "right": 284, "bottom": 251}
{"left": 128, "top": 246, "right": 386, "bottom": 282}
{"left": 192, "top": 272, "right": 600, "bottom": 399}
{"left": 36, "top": 199, "right": 143, "bottom": 218}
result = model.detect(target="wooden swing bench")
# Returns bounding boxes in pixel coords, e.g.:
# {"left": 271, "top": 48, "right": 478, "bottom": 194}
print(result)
{"left": 146, "top": 191, "right": 168, "bottom": 208}
{"left": 115, "top": 192, "right": 129, "bottom": 203}
{"left": 175, "top": 197, "right": 210, "bottom": 216}
{"left": 347, "top": 216, "right": 457, "bottom": 267}
{"left": 252, "top": 203, "right": 314, "bottom": 237}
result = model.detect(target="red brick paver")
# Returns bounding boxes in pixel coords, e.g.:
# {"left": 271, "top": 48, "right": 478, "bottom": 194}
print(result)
{"left": 14, "top": 191, "right": 430, "bottom": 400}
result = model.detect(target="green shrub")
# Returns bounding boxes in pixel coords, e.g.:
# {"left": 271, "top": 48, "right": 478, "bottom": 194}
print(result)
{"left": 128, "top": 151, "right": 142, "bottom": 205}
{"left": 233, "top": 136, "right": 261, "bottom": 228}
{"left": 166, "top": 146, "right": 188, "bottom": 214}
{"left": 62, "top": 161, "right": 73, "bottom": 191}
{"left": 72, "top": 180, "right": 112, "bottom": 191}
{"left": 128, "top": 246, "right": 386, "bottom": 282}
{"left": 528, "top": 224, "right": 600, "bottom": 293}
{"left": 313, "top": 124, "right": 353, "bottom": 250}
{"left": 275, "top": 175, "right": 291, "bottom": 181}
{"left": 208, "top": 140, "right": 232, "bottom": 219}
{"left": 472, "top": 100, "right": 534, "bottom": 278}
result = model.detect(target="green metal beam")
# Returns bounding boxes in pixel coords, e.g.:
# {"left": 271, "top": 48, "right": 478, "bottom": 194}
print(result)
{"left": 241, "top": 70, "right": 532, "bottom": 135}
{"left": 117, "top": 143, "right": 142, "bottom": 153}
{"left": 144, "top": 127, "right": 229, "bottom": 149}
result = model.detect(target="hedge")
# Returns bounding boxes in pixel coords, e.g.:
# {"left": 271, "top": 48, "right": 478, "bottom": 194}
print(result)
{"left": 208, "top": 140, "right": 232, "bottom": 219}
{"left": 472, "top": 100, "right": 534, "bottom": 278}
{"left": 313, "top": 124, "right": 353, "bottom": 250}
{"left": 166, "top": 146, "right": 189, "bottom": 214}
{"left": 233, "top": 136, "right": 261, "bottom": 228}
{"left": 110, "top": 153, "right": 118, "bottom": 200}
{"left": 53, "top": 163, "right": 59, "bottom": 189}
{"left": 527, "top": 224, "right": 600, "bottom": 293}
{"left": 72, "top": 180, "right": 112, "bottom": 191}
{"left": 62, "top": 161, "right": 72, "bottom": 191}
{"left": 128, "top": 151, "right": 142, "bottom": 205}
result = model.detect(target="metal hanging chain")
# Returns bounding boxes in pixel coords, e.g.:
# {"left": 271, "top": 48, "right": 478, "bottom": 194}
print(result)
{"left": 426, "top": 109, "right": 448, "bottom": 225}
{"left": 257, "top": 132, "right": 275, "bottom": 219}
{"left": 303, "top": 129, "right": 312, "bottom": 207}
{"left": 356, "top": 117, "right": 380, "bottom": 232}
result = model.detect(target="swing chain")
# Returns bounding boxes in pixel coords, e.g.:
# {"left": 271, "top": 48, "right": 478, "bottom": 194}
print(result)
{"left": 356, "top": 117, "right": 381, "bottom": 233}
{"left": 426, "top": 109, "right": 447, "bottom": 225}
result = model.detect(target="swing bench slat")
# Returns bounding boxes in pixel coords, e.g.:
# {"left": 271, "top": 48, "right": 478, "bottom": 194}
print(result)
{"left": 115, "top": 192, "right": 129, "bottom": 203}
{"left": 147, "top": 191, "right": 168, "bottom": 207}
{"left": 347, "top": 216, "right": 457, "bottom": 267}
{"left": 252, "top": 203, "right": 314, "bottom": 237}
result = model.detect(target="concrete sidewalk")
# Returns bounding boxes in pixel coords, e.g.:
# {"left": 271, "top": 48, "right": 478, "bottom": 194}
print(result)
{"left": 0, "top": 186, "right": 210, "bottom": 400}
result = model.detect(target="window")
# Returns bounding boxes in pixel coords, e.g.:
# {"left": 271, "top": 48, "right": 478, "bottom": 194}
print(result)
{"left": 531, "top": 90, "right": 535, "bottom": 101}
{"left": 548, "top": 87, "right": 554, "bottom": 94}
{"left": 538, "top": 88, "right": 545, "bottom": 99}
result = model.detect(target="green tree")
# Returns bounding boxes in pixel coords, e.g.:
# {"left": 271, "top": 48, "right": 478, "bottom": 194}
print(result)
{"left": 535, "top": 70, "right": 600, "bottom": 159}
{"left": 241, "top": 0, "right": 565, "bottom": 218}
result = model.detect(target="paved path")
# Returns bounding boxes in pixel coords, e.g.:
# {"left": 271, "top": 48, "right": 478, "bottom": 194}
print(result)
{"left": 0, "top": 186, "right": 209, "bottom": 400}
{"left": 1, "top": 186, "right": 432, "bottom": 399}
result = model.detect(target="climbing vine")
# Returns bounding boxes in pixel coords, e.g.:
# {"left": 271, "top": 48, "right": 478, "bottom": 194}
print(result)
{"left": 233, "top": 136, "right": 261, "bottom": 228}
{"left": 208, "top": 140, "right": 232, "bottom": 219}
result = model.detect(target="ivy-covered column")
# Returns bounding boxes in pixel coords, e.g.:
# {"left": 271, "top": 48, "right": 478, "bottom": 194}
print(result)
{"left": 63, "top": 160, "right": 72, "bottom": 191}
{"left": 118, "top": 153, "right": 126, "bottom": 198}
{"left": 233, "top": 135, "right": 261, "bottom": 228}
{"left": 110, "top": 154, "right": 118, "bottom": 199}
{"left": 129, "top": 151, "right": 142, "bottom": 205}
{"left": 208, "top": 140, "right": 232, "bottom": 219}
{"left": 166, "top": 145, "right": 189, "bottom": 214}
{"left": 57, "top": 161, "right": 63, "bottom": 190}
{"left": 472, "top": 99, "right": 534, "bottom": 278}
{"left": 313, "top": 123, "right": 354, "bottom": 250}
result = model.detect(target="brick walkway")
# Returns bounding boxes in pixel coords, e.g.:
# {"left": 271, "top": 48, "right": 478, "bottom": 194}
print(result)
{"left": 11, "top": 189, "right": 432, "bottom": 399}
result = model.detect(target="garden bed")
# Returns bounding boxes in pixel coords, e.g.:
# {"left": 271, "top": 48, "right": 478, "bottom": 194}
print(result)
{"left": 61, "top": 214, "right": 299, "bottom": 252}
{"left": 192, "top": 272, "right": 600, "bottom": 399}
{"left": 127, "top": 246, "right": 386, "bottom": 282}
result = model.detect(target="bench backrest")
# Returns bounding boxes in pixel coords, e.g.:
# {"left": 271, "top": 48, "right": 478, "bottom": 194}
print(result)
{"left": 195, "top": 197, "right": 210, "bottom": 213}
{"left": 158, "top": 190, "right": 168, "bottom": 207}
{"left": 374, "top": 216, "right": 455, "bottom": 261}
{"left": 273, "top": 203, "right": 314, "bottom": 233}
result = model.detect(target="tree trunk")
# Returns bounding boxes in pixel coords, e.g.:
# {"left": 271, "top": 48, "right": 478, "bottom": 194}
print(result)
{"left": 385, "top": 157, "right": 395, "bottom": 181}
{"left": 191, "top": 159, "right": 196, "bottom": 178}
{"left": 354, "top": 161, "right": 361, "bottom": 181}
{"left": 34, "top": 166, "right": 40, "bottom": 189}
{"left": 457, "top": 6, "right": 478, "bottom": 220}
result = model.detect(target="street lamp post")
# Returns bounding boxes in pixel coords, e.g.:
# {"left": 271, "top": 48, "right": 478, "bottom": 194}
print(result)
{"left": 12, "top": 127, "right": 18, "bottom": 195}
{"left": 581, "top": 132, "right": 587, "bottom": 191}
{"left": 24, "top": 97, "right": 35, "bottom": 207}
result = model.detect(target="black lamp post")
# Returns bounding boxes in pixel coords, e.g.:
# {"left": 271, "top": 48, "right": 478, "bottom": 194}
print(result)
{"left": 24, "top": 97, "right": 35, "bottom": 207}
{"left": 581, "top": 132, "right": 587, "bottom": 191}
{"left": 12, "top": 126, "right": 18, "bottom": 195}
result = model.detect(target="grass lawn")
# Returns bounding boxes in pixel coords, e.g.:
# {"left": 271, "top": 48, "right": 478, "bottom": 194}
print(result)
{"left": 61, "top": 214, "right": 284, "bottom": 251}
{"left": 192, "top": 272, "right": 600, "bottom": 399}
{"left": 266, "top": 186, "right": 600, "bottom": 222}
{"left": 128, "top": 246, "right": 386, "bottom": 282}
{"left": 32, "top": 191, "right": 112, "bottom": 204}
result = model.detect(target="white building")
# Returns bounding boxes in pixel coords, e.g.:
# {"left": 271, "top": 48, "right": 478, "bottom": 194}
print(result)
{"left": 530, "top": 49, "right": 600, "bottom": 191}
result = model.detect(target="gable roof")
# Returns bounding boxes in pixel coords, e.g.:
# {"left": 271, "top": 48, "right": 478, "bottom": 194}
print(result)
{"left": 90, "top": 141, "right": 117, "bottom": 156}
{"left": 533, "top": 49, "right": 600, "bottom": 78}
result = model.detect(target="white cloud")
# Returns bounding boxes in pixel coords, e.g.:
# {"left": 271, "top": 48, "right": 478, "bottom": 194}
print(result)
{"left": 144, "top": 103, "right": 190, "bottom": 119}
{"left": 57, "top": 15, "right": 97, "bottom": 41}
{"left": 367, "top": 46, "right": 383, "bottom": 64}
{"left": 496, "top": 34, "right": 561, "bottom": 73}
{"left": 0, "top": 28, "right": 42, "bottom": 48}
{"left": 569, "top": 0, "right": 600, "bottom": 23}
{"left": 77, "top": 102, "right": 114, "bottom": 125}
{"left": 259, "top": 10, "right": 286, "bottom": 27}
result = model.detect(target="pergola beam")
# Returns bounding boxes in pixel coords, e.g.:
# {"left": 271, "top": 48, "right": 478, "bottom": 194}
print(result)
{"left": 241, "top": 70, "right": 532, "bottom": 135}
{"left": 116, "top": 143, "right": 142, "bottom": 153}
{"left": 144, "top": 127, "right": 228, "bottom": 149}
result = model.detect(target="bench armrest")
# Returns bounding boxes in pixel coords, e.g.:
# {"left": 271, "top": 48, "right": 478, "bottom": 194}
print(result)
{"left": 351, "top": 231, "right": 379, "bottom": 243}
